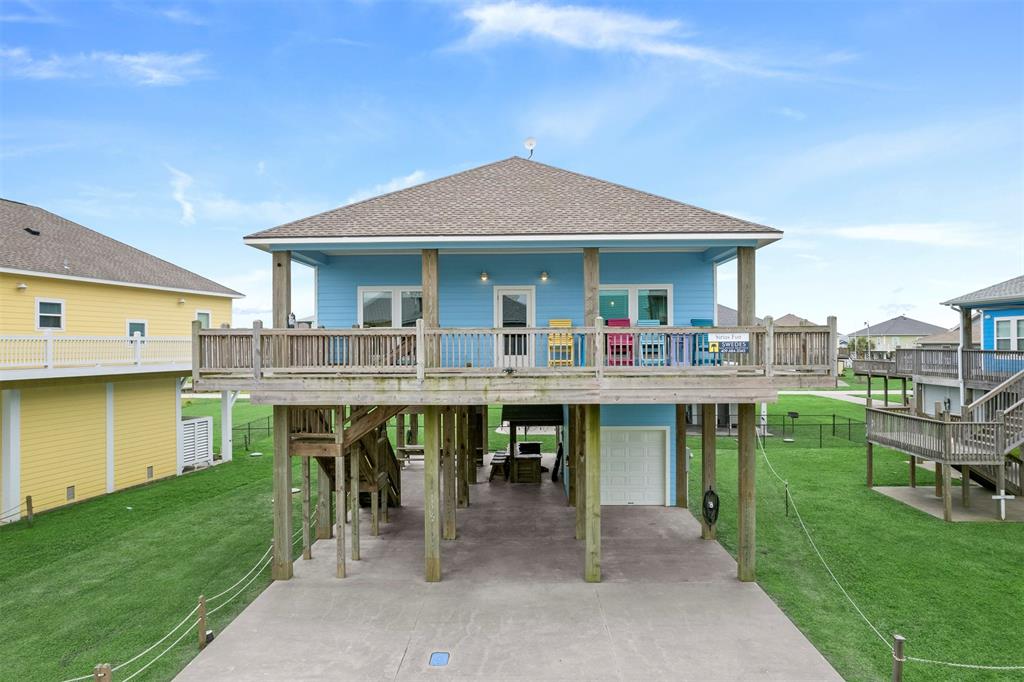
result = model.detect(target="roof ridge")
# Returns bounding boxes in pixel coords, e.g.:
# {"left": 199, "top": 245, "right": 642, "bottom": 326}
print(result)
{"left": 516, "top": 157, "right": 780, "bottom": 234}
{"left": 245, "top": 157, "right": 521, "bottom": 239}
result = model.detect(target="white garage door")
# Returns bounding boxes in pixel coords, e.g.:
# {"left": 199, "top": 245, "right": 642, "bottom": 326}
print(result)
{"left": 601, "top": 428, "right": 667, "bottom": 505}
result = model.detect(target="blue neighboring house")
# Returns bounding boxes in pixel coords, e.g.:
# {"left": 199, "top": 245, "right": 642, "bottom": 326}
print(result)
{"left": 195, "top": 156, "right": 838, "bottom": 582}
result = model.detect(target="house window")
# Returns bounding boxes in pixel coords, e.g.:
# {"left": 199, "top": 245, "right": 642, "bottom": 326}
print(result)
{"left": 126, "top": 320, "right": 147, "bottom": 337}
{"left": 599, "top": 286, "right": 672, "bottom": 325}
{"left": 36, "top": 299, "right": 64, "bottom": 330}
{"left": 994, "top": 318, "right": 1024, "bottom": 351}
{"left": 358, "top": 287, "right": 423, "bottom": 328}
{"left": 196, "top": 311, "right": 211, "bottom": 329}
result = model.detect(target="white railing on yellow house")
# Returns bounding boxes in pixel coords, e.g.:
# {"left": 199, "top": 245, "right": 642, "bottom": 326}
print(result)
{"left": 0, "top": 332, "right": 192, "bottom": 372}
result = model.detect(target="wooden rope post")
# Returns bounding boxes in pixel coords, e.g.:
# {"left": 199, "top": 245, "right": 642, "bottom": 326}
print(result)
{"left": 25, "top": 495, "right": 33, "bottom": 527}
{"left": 197, "top": 595, "right": 207, "bottom": 650}
{"left": 909, "top": 456, "right": 917, "bottom": 488}
{"left": 92, "top": 663, "right": 113, "bottom": 681}
{"left": 891, "top": 634, "right": 905, "bottom": 681}
{"left": 866, "top": 442, "right": 874, "bottom": 488}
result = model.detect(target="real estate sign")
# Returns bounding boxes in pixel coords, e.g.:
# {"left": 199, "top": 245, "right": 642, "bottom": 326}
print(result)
{"left": 708, "top": 332, "right": 750, "bottom": 353}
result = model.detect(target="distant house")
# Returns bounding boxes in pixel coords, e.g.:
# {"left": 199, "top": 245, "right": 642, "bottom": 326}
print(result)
{"left": 0, "top": 199, "right": 241, "bottom": 520}
{"left": 774, "top": 313, "right": 819, "bottom": 326}
{"left": 715, "top": 304, "right": 761, "bottom": 326}
{"left": 916, "top": 314, "right": 981, "bottom": 350}
{"left": 846, "top": 315, "right": 946, "bottom": 354}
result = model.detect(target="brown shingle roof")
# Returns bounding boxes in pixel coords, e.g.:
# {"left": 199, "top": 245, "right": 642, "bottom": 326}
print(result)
{"left": 943, "top": 275, "right": 1024, "bottom": 308}
{"left": 0, "top": 199, "right": 242, "bottom": 297}
{"left": 246, "top": 157, "right": 781, "bottom": 241}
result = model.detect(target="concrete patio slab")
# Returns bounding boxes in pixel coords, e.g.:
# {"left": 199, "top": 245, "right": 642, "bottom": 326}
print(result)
{"left": 875, "top": 484, "right": 1024, "bottom": 522}
{"left": 176, "top": 456, "right": 840, "bottom": 681}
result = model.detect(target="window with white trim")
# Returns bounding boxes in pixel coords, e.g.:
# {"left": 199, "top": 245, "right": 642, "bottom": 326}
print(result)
{"left": 994, "top": 317, "right": 1024, "bottom": 351}
{"left": 36, "top": 298, "right": 64, "bottom": 330}
{"left": 598, "top": 285, "right": 671, "bottom": 325}
{"left": 126, "top": 320, "right": 147, "bottom": 337}
{"left": 195, "top": 311, "right": 211, "bottom": 329}
{"left": 358, "top": 287, "right": 423, "bottom": 328}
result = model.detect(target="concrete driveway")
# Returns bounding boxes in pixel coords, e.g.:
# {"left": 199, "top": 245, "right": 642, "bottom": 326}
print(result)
{"left": 177, "top": 456, "right": 840, "bottom": 681}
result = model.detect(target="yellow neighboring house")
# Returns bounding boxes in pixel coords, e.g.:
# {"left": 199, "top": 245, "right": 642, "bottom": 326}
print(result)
{"left": 0, "top": 199, "right": 242, "bottom": 520}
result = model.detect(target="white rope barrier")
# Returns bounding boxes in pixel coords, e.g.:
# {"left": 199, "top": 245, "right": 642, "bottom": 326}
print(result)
{"left": 57, "top": 531, "right": 301, "bottom": 682}
{"left": 119, "top": 620, "right": 199, "bottom": 682}
{"left": 755, "top": 429, "right": 1024, "bottom": 672}
{"left": 755, "top": 432, "right": 892, "bottom": 650}
{"left": 110, "top": 605, "right": 201, "bottom": 672}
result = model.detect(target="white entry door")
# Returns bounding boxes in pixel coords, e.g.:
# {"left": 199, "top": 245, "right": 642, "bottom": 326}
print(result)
{"left": 494, "top": 287, "right": 535, "bottom": 368}
{"left": 600, "top": 427, "right": 668, "bottom": 505}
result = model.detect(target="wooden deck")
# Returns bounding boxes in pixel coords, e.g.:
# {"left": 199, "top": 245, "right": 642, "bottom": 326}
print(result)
{"left": 853, "top": 349, "right": 1024, "bottom": 388}
{"left": 191, "top": 320, "right": 839, "bottom": 404}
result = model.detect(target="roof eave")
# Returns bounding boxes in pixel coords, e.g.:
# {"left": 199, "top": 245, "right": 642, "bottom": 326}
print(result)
{"left": 0, "top": 267, "right": 244, "bottom": 299}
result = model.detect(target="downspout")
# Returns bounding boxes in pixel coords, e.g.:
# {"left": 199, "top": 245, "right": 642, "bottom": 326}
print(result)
{"left": 953, "top": 305, "right": 966, "bottom": 412}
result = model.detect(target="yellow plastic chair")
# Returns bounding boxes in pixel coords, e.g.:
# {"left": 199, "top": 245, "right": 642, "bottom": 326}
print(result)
{"left": 547, "top": 319, "right": 574, "bottom": 367}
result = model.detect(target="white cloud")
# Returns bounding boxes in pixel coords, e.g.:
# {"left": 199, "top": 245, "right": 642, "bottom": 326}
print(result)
{"left": 0, "top": 46, "right": 208, "bottom": 85}
{"left": 776, "top": 107, "right": 806, "bottom": 121}
{"left": 166, "top": 166, "right": 195, "bottom": 224}
{"left": 1, "top": 1, "right": 57, "bottom": 23}
{"left": 346, "top": 170, "right": 427, "bottom": 204}
{"left": 160, "top": 7, "right": 206, "bottom": 25}
{"left": 832, "top": 222, "right": 992, "bottom": 247}
{"left": 458, "top": 2, "right": 807, "bottom": 78}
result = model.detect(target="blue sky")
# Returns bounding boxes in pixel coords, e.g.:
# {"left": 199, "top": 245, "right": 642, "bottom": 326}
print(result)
{"left": 1, "top": 0, "right": 1021, "bottom": 331}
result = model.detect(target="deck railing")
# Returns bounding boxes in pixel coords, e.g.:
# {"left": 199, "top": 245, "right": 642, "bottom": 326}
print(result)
{"left": 963, "top": 349, "right": 1024, "bottom": 384}
{"left": 0, "top": 333, "right": 191, "bottom": 371}
{"left": 851, "top": 358, "right": 897, "bottom": 376}
{"left": 857, "top": 348, "right": 1024, "bottom": 384}
{"left": 866, "top": 406, "right": 1004, "bottom": 464}
{"left": 194, "top": 319, "right": 836, "bottom": 382}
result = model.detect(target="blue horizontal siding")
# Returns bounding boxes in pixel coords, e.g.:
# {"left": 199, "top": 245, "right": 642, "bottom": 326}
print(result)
{"left": 982, "top": 306, "right": 1024, "bottom": 350}
{"left": 316, "top": 251, "right": 715, "bottom": 328}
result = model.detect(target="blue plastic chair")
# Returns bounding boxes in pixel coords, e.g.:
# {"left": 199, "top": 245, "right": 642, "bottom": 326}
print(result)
{"left": 637, "top": 319, "right": 666, "bottom": 366}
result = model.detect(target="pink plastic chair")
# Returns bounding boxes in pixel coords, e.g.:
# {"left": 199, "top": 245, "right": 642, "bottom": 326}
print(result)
{"left": 605, "top": 318, "right": 634, "bottom": 366}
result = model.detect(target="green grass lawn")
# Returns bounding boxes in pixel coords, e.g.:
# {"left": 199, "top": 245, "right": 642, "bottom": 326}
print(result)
{"left": 4, "top": 396, "right": 1021, "bottom": 680}
{"left": 0, "top": 399, "right": 305, "bottom": 682}
{"left": 692, "top": 395, "right": 1023, "bottom": 681}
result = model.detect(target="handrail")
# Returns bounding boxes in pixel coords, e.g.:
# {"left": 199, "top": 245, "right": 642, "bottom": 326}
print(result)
{"left": 0, "top": 334, "right": 191, "bottom": 370}
{"left": 193, "top": 322, "right": 836, "bottom": 380}
{"left": 964, "top": 369, "right": 1024, "bottom": 417}
{"left": 866, "top": 406, "right": 1004, "bottom": 463}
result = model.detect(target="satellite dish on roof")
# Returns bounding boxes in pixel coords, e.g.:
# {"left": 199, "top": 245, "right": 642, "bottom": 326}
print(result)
{"left": 524, "top": 137, "right": 536, "bottom": 159}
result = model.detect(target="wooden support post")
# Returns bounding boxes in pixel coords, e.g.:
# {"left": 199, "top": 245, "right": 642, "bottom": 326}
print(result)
{"left": 316, "top": 459, "right": 332, "bottom": 539}
{"left": 909, "top": 456, "right": 917, "bottom": 488}
{"left": 479, "top": 404, "right": 489, "bottom": 462}
{"left": 737, "top": 403, "right": 756, "bottom": 582}
{"left": 350, "top": 439, "right": 360, "bottom": 560}
{"left": 584, "top": 403, "right": 601, "bottom": 583}
{"left": 93, "top": 663, "right": 113, "bottom": 681}
{"left": 335, "top": 407, "right": 346, "bottom": 577}
{"left": 675, "top": 404, "right": 688, "bottom": 508}
{"left": 700, "top": 404, "right": 717, "bottom": 540}
{"left": 942, "top": 461, "right": 953, "bottom": 522}
{"left": 370, "top": 433, "right": 380, "bottom": 537}
{"left": 884, "top": 376, "right": 889, "bottom": 406}
{"left": 567, "top": 405, "right": 577, "bottom": 507}
{"left": 409, "top": 413, "right": 418, "bottom": 445}
{"left": 935, "top": 402, "right": 947, "bottom": 498}
{"left": 197, "top": 595, "right": 207, "bottom": 650}
{"left": 901, "top": 377, "right": 909, "bottom": 406}
{"left": 442, "top": 407, "right": 457, "bottom": 540}
{"left": 458, "top": 406, "right": 470, "bottom": 506}
{"left": 271, "top": 405, "right": 292, "bottom": 580}
{"left": 736, "top": 246, "right": 756, "bottom": 325}
{"left": 423, "top": 405, "right": 442, "bottom": 581}
{"left": 25, "top": 495, "right": 33, "bottom": 527}
{"left": 961, "top": 465, "right": 970, "bottom": 508}
{"left": 866, "top": 442, "right": 874, "bottom": 488}
{"left": 935, "top": 462, "right": 944, "bottom": 498}
{"left": 301, "top": 456, "right": 312, "bottom": 559}
{"left": 575, "top": 405, "right": 586, "bottom": 540}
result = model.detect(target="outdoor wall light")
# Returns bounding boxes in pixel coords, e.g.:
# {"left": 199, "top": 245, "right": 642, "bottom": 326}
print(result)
{"left": 539, "top": 271, "right": 549, "bottom": 282}
{"left": 178, "top": 297, "right": 186, "bottom": 304}
{"left": 480, "top": 271, "right": 489, "bottom": 282}
{"left": 15, "top": 282, "right": 27, "bottom": 290}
